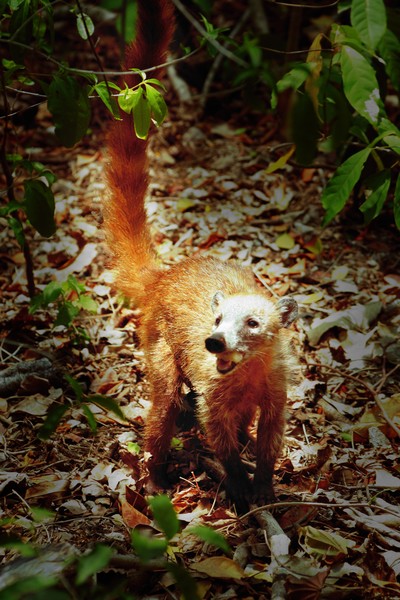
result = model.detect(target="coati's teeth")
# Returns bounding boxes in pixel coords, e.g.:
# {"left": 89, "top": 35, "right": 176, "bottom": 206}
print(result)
{"left": 216, "top": 351, "right": 243, "bottom": 374}
{"left": 227, "top": 351, "right": 243, "bottom": 364}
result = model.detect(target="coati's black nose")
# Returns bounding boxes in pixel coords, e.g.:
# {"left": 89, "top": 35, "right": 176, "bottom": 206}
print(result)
{"left": 205, "top": 334, "right": 226, "bottom": 354}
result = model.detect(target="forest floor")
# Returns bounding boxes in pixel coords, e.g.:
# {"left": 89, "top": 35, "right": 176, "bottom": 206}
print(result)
{"left": 1, "top": 38, "right": 400, "bottom": 600}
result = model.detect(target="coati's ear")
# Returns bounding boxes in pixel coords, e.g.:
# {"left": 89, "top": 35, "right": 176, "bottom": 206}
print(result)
{"left": 277, "top": 297, "right": 298, "bottom": 328}
{"left": 211, "top": 291, "right": 225, "bottom": 313}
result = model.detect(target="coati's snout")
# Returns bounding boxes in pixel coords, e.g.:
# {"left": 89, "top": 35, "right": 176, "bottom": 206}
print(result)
{"left": 205, "top": 333, "right": 243, "bottom": 374}
{"left": 205, "top": 333, "right": 226, "bottom": 354}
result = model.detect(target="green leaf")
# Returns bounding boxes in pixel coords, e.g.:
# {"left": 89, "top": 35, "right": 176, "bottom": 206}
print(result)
{"left": 350, "top": 0, "right": 386, "bottom": 50}
{"left": 148, "top": 495, "right": 179, "bottom": 540}
{"left": 144, "top": 78, "right": 166, "bottom": 90}
{"left": 88, "top": 394, "right": 126, "bottom": 420}
{"left": 76, "top": 12, "right": 94, "bottom": 40}
{"left": 8, "top": 1, "right": 31, "bottom": 61}
{"left": 82, "top": 404, "right": 98, "bottom": 433}
{"left": 78, "top": 294, "right": 98, "bottom": 313}
{"left": 64, "top": 374, "right": 84, "bottom": 401}
{"left": 37, "top": 404, "right": 69, "bottom": 440}
{"left": 330, "top": 23, "right": 364, "bottom": 53}
{"left": 9, "top": 0, "right": 27, "bottom": 9}
{"left": 30, "top": 507, "right": 55, "bottom": 523}
{"left": 378, "top": 29, "right": 400, "bottom": 92}
{"left": 54, "top": 301, "right": 80, "bottom": 327}
{"left": 322, "top": 147, "right": 371, "bottom": 225}
{"left": 144, "top": 84, "right": 167, "bottom": 126}
{"left": 131, "top": 528, "right": 168, "bottom": 562}
{"left": 360, "top": 169, "right": 391, "bottom": 222}
{"left": 75, "top": 544, "right": 114, "bottom": 585}
{"left": 340, "top": 45, "right": 384, "bottom": 126}
{"left": 0, "top": 533, "right": 36, "bottom": 557}
{"left": 271, "top": 62, "right": 313, "bottom": 110}
{"left": 29, "top": 281, "right": 63, "bottom": 313}
{"left": 166, "top": 562, "right": 201, "bottom": 600}
{"left": 47, "top": 76, "right": 91, "bottom": 147}
{"left": 0, "top": 576, "right": 58, "bottom": 600}
{"left": 118, "top": 85, "right": 143, "bottom": 114}
{"left": 170, "top": 436, "right": 184, "bottom": 450}
{"left": 320, "top": 83, "right": 353, "bottom": 152}
{"left": 132, "top": 92, "right": 151, "bottom": 140}
{"left": 94, "top": 81, "right": 121, "bottom": 119}
{"left": 64, "top": 275, "right": 85, "bottom": 295}
{"left": 394, "top": 174, "right": 400, "bottom": 230}
{"left": 189, "top": 525, "right": 232, "bottom": 555}
{"left": 127, "top": 441, "right": 140, "bottom": 454}
{"left": 291, "top": 92, "right": 319, "bottom": 166}
{"left": 275, "top": 232, "right": 295, "bottom": 250}
{"left": 24, "top": 179, "right": 56, "bottom": 237}
{"left": 8, "top": 216, "right": 25, "bottom": 248}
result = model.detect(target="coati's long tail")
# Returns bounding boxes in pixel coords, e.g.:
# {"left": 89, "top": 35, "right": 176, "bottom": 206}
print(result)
{"left": 104, "top": 0, "right": 174, "bottom": 301}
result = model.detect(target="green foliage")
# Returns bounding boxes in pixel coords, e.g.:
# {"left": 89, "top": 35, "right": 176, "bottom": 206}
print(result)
{"left": 0, "top": 155, "right": 57, "bottom": 248}
{"left": 270, "top": 0, "right": 400, "bottom": 227}
{"left": 116, "top": 73, "right": 168, "bottom": 139}
{"left": 47, "top": 76, "right": 91, "bottom": 147}
{"left": 0, "top": 0, "right": 168, "bottom": 297}
{"left": 148, "top": 494, "right": 180, "bottom": 540}
{"left": 75, "top": 544, "right": 114, "bottom": 585}
{"left": 129, "top": 495, "right": 224, "bottom": 600}
{"left": 37, "top": 373, "right": 126, "bottom": 439}
{"left": 29, "top": 275, "right": 98, "bottom": 337}
{"left": 188, "top": 524, "right": 232, "bottom": 555}
{"left": 0, "top": 494, "right": 231, "bottom": 599}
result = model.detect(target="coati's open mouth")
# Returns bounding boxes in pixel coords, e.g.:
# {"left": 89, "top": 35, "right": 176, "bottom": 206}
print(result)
{"left": 216, "top": 351, "right": 243, "bottom": 374}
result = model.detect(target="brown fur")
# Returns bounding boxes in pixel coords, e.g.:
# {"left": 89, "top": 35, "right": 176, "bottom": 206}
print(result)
{"left": 104, "top": 0, "right": 297, "bottom": 512}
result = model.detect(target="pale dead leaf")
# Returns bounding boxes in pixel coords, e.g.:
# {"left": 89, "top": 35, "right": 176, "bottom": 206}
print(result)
{"left": 191, "top": 557, "right": 245, "bottom": 579}
{"left": 25, "top": 475, "right": 69, "bottom": 499}
{"left": 55, "top": 243, "right": 98, "bottom": 279}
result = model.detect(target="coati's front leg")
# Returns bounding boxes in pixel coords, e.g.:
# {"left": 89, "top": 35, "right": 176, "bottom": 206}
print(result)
{"left": 253, "top": 386, "right": 286, "bottom": 504}
{"left": 204, "top": 407, "right": 252, "bottom": 512}
{"left": 143, "top": 345, "right": 183, "bottom": 493}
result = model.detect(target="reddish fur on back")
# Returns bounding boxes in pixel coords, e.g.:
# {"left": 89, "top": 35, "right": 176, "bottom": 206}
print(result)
{"left": 104, "top": 0, "right": 174, "bottom": 301}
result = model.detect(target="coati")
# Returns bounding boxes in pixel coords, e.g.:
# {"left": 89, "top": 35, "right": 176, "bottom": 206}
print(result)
{"left": 104, "top": 0, "right": 298, "bottom": 512}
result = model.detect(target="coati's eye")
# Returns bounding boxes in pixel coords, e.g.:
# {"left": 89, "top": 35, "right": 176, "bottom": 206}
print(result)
{"left": 247, "top": 318, "right": 259, "bottom": 328}
{"left": 215, "top": 315, "right": 222, "bottom": 326}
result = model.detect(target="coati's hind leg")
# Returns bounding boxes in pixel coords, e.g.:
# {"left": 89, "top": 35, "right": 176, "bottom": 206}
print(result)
{"left": 143, "top": 342, "right": 183, "bottom": 493}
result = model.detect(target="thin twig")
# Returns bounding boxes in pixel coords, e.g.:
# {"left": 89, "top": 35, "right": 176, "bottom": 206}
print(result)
{"left": 171, "top": 0, "right": 249, "bottom": 68}
{"left": 0, "top": 38, "right": 200, "bottom": 78}
{"left": 243, "top": 500, "right": 400, "bottom": 520}
{"left": 75, "top": 0, "right": 113, "bottom": 102}
{"left": 200, "top": 7, "right": 251, "bottom": 108}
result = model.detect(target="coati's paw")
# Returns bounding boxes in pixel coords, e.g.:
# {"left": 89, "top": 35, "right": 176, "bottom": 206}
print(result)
{"left": 225, "top": 475, "right": 252, "bottom": 514}
{"left": 252, "top": 478, "right": 277, "bottom": 506}
{"left": 144, "top": 463, "right": 170, "bottom": 495}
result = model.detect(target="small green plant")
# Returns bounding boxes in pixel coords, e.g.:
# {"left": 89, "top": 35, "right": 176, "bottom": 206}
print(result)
{"left": 95, "top": 70, "right": 168, "bottom": 140}
{"left": 37, "top": 373, "right": 126, "bottom": 440}
{"left": 131, "top": 494, "right": 231, "bottom": 600}
{"left": 0, "top": 494, "right": 232, "bottom": 599}
{"left": 29, "top": 275, "right": 98, "bottom": 342}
